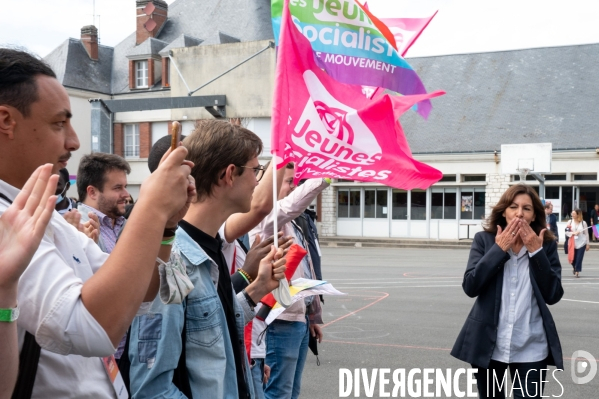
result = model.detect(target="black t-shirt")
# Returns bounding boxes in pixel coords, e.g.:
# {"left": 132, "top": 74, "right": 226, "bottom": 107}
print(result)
{"left": 178, "top": 220, "right": 249, "bottom": 399}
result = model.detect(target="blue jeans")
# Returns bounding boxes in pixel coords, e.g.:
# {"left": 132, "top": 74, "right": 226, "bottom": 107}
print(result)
{"left": 251, "top": 358, "right": 266, "bottom": 399}
{"left": 572, "top": 246, "right": 586, "bottom": 272}
{"left": 264, "top": 318, "right": 310, "bottom": 399}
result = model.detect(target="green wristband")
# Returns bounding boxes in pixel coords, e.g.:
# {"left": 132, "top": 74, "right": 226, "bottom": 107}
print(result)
{"left": 161, "top": 236, "right": 176, "bottom": 246}
{"left": 0, "top": 305, "right": 19, "bottom": 322}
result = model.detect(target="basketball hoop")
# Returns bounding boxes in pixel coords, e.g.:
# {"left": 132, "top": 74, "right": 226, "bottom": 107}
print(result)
{"left": 517, "top": 167, "right": 530, "bottom": 182}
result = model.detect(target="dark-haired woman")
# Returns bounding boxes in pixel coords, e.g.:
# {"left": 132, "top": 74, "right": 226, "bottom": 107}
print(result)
{"left": 451, "top": 184, "right": 563, "bottom": 398}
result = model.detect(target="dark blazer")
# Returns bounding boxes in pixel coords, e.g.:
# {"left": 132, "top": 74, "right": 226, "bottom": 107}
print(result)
{"left": 451, "top": 231, "right": 564, "bottom": 370}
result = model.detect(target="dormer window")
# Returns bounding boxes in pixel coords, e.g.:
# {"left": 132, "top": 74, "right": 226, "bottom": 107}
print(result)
{"left": 135, "top": 60, "right": 149, "bottom": 88}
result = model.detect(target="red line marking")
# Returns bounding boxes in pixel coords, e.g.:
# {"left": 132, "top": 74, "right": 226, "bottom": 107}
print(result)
{"left": 321, "top": 291, "right": 389, "bottom": 328}
{"left": 322, "top": 339, "right": 451, "bottom": 352}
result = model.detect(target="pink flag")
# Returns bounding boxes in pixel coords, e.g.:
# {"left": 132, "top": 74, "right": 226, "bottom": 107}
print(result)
{"left": 272, "top": 3, "right": 444, "bottom": 190}
{"left": 362, "top": 3, "right": 437, "bottom": 98}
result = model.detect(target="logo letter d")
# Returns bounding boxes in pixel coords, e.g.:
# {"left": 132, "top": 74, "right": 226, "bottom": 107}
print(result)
{"left": 571, "top": 350, "right": 598, "bottom": 384}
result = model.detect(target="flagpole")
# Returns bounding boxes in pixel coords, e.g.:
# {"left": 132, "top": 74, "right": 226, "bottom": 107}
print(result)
{"left": 272, "top": 154, "right": 278, "bottom": 249}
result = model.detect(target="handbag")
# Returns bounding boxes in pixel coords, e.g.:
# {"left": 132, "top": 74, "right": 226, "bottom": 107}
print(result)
{"left": 564, "top": 225, "right": 571, "bottom": 254}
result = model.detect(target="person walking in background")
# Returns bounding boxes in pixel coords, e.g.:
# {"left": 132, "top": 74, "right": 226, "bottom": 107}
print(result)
{"left": 565, "top": 208, "right": 589, "bottom": 278}
{"left": 451, "top": 184, "right": 563, "bottom": 398}
{"left": 544, "top": 202, "right": 558, "bottom": 243}
{"left": 590, "top": 203, "right": 599, "bottom": 242}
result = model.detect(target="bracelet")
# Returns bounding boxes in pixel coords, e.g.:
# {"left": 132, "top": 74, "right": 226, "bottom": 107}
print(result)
{"left": 242, "top": 289, "right": 257, "bottom": 308}
{"left": 161, "top": 236, "right": 176, "bottom": 246}
{"left": 238, "top": 269, "right": 254, "bottom": 283}
{"left": 237, "top": 270, "right": 250, "bottom": 285}
{"left": 163, "top": 227, "right": 177, "bottom": 238}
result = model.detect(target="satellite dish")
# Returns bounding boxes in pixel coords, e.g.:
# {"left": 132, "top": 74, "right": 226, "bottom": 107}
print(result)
{"left": 144, "top": 2, "right": 156, "bottom": 15}
{"left": 145, "top": 18, "right": 157, "bottom": 32}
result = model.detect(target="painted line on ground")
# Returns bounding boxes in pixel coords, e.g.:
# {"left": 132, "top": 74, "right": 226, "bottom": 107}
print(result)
{"left": 561, "top": 298, "right": 599, "bottom": 304}
{"left": 322, "top": 339, "right": 451, "bottom": 352}
{"left": 336, "top": 284, "right": 463, "bottom": 289}
{"left": 321, "top": 291, "right": 389, "bottom": 329}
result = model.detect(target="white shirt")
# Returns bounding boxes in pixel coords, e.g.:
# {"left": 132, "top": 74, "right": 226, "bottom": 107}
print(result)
{"left": 566, "top": 221, "right": 589, "bottom": 249}
{"left": 492, "top": 246, "right": 548, "bottom": 364}
{"left": 1, "top": 179, "right": 117, "bottom": 398}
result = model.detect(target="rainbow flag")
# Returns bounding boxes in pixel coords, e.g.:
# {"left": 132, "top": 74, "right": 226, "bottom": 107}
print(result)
{"left": 593, "top": 224, "right": 599, "bottom": 239}
{"left": 271, "top": 0, "right": 433, "bottom": 118}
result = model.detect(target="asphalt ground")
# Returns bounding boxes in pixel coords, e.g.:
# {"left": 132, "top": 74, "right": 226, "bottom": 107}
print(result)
{"left": 298, "top": 246, "right": 599, "bottom": 399}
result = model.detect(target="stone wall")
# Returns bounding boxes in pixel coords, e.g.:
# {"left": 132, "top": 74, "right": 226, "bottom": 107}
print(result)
{"left": 320, "top": 185, "right": 337, "bottom": 237}
{"left": 485, "top": 173, "right": 511, "bottom": 217}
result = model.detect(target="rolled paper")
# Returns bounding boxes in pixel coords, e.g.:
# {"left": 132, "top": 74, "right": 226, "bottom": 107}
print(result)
{"left": 171, "top": 121, "right": 181, "bottom": 151}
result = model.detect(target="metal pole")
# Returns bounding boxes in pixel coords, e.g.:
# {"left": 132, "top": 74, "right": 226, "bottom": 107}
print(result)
{"left": 168, "top": 54, "right": 192, "bottom": 94}
{"left": 187, "top": 42, "right": 275, "bottom": 96}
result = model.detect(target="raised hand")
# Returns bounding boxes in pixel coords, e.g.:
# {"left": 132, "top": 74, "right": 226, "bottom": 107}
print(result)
{"left": 0, "top": 164, "right": 57, "bottom": 293}
{"left": 495, "top": 218, "right": 521, "bottom": 252}
{"left": 137, "top": 145, "right": 194, "bottom": 228}
{"left": 519, "top": 221, "right": 545, "bottom": 253}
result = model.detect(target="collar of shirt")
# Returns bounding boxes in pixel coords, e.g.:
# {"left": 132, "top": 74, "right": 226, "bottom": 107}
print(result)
{"left": 83, "top": 204, "right": 125, "bottom": 229}
{"left": 508, "top": 245, "right": 528, "bottom": 259}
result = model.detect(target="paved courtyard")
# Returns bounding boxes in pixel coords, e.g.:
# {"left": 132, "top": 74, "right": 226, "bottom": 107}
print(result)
{"left": 299, "top": 246, "right": 599, "bottom": 398}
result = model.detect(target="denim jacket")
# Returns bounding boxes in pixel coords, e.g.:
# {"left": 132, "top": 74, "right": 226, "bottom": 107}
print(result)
{"left": 129, "top": 227, "right": 255, "bottom": 399}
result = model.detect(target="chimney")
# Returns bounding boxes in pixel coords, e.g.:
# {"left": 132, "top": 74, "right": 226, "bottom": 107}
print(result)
{"left": 136, "top": 0, "right": 168, "bottom": 45}
{"left": 81, "top": 25, "right": 99, "bottom": 60}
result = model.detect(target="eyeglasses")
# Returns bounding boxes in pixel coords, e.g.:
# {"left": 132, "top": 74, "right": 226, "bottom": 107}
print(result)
{"left": 238, "top": 164, "right": 266, "bottom": 181}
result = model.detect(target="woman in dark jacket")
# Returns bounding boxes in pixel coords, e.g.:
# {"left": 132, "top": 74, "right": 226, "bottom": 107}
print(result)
{"left": 451, "top": 184, "right": 563, "bottom": 398}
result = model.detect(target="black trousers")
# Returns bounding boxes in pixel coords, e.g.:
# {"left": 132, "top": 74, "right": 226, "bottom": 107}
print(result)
{"left": 472, "top": 359, "right": 548, "bottom": 398}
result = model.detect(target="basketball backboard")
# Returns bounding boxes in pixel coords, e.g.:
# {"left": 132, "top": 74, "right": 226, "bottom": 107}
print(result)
{"left": 501, "top": 143, "right": 552, "bottom": 175}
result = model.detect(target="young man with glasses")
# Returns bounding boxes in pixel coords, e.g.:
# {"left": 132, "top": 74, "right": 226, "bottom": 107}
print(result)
{"left": 128, "top": 120, "right": 288, "bottom": 399}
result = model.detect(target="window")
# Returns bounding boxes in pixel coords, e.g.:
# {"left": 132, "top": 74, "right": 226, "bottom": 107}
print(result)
{"left": 462, "top": 175, "right": 486, "bottom": 182}
{"left": 545, "top": 186, "right": 560, "bottom": 199}
{"left": 562, "top": 186, "right": 573, "bottom": 221}
{"left": 512, "top": 175, "right": 537, "bottom": 182}
{"left": 574, "top": 174, "right": 597, "bottom": 181}
{"left": 337, "top": 189, "right": 361, "bottom": 218}
{"left": 364, "top": 189, "right": 388, "bottom": 218}
{"left": 439, "top": 175, "right": 457, "bottom": 182}
{"left": 460, "top": 188, "right": 485, "bottom": 220}
{"left": 544, "top": 174, "right": 566, "bottom": 181}
{"left": 411, "top": 189, "right": 427, "bottom": 220}
{"left": 392, "top": 190, "right": 407, "bottom": 220}
{"left": 124, "top": 124, "right": 140, "bottom": 158}
{"left": 431, "top": 188, "right": 457, "bottom": 219}
{"left": 136, "top": 60, "right": 148, "bottom": 88}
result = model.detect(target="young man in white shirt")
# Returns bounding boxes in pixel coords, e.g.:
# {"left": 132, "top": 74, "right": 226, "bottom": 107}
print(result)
{"left": 0, "top": 48, "right": 195, "bottom": 398}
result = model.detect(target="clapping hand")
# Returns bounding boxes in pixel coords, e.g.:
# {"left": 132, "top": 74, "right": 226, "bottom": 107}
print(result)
{"left": 63, "top": 210, "right": 100, "bottom": 243}
{"left": 0, "top": 164, "right": 57, "bottom": 293}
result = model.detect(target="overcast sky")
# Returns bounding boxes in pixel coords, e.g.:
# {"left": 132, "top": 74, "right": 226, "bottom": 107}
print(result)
{"left": 1, "top": 0, "right": 598, "bottom": 58}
